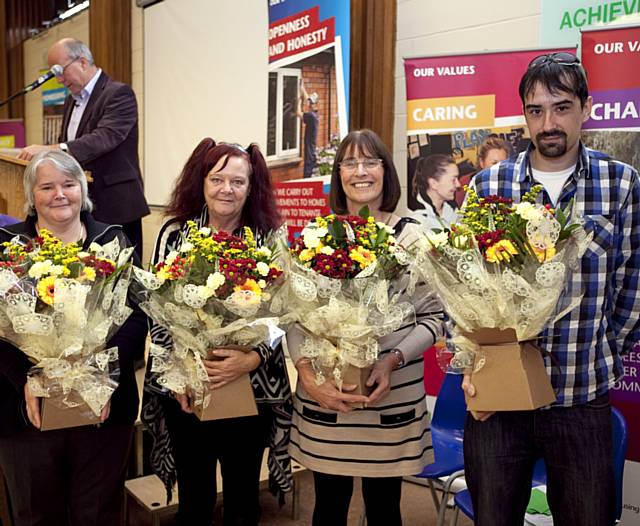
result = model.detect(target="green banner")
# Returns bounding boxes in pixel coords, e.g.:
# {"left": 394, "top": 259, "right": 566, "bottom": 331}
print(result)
{"left": 540, "top": 0, "right": 640, "bottom": 46}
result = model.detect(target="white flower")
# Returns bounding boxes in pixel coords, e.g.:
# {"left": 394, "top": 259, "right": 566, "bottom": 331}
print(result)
{"left": 376, "top": 222, "right": 395, "bottom": 233}
{"left": 199, "top": 227, "right": 211, "bottom": 236}
{"left": 258, "top": 279, "right": 267, "bottom": 289}
{"left": 89, "top": 242, "right": 102, "bottom": 253}
{"left": 319, "top": 245, "right": 335, "bottom": 255}
{"left": 206, "top": 272, "right": 226, "bottom": 292}
{"left": 76, "top": 251, "right": 89, "bottom": 259}
{"left": 165, "top": 251, "right": 179, "bottom": 266}
{"left": 301, "top": 225, "right": 328, "bottom": 249}
{"left": 426, "top": 231, "right": 449, "bottom": 249}
{"left": 49, "top": 265, "right": 66, "bottom": 276}
{"left": 387, "top": 235, "right": 397, "bottom": 244}
{"left": 179, "top": 242, "right": 194, "bottom": 253}
{"left": 257, "top": 246, "right": 272, "bottom": 258}
{"left": 28, "top": 260, "right": 52, "bottom": 279}
{"left": 256, "top": 261, "right": 270, "bottom": 277}
{"left": 451, "top": 234, "right": 469, "bottom": 249}
{"left": 196, "top": 285, "right": 214, "bottom": 301}
{"left": 514, "top": 202, "right": 542, "bottom": 221}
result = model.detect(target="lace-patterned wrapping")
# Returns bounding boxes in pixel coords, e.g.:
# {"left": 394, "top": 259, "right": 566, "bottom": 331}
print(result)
{"left": 26, "top": 347, "right": 119, "bottom": 416}
{"left": 281, "top": 251, "right": 417, "bottom": 389}
{"left": 421, "top": 225, "right": 594, "bottom": 372}
{"left": 0, "top": 238, "right": 135, "bottom": 417}
{"left": 133, "top": 263, "right": 288, "bottom": 410}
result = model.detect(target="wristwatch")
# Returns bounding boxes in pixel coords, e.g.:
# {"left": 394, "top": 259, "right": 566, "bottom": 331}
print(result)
{"left": 391, "top": 348, "right": 405, "bottom": 369}
{"left": 59, "top": 143, "right": 69, "bottom": 152}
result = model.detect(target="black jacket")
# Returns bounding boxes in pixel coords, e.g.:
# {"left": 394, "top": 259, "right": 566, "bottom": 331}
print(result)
{"left": 0, "top": 212, "right": 148, "bottom": 436}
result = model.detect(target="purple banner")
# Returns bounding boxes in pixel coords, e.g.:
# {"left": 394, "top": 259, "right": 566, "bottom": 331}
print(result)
{"left": 584, "top": 87, "right": 640, "bottom": 130}
{"left": 0, "top": 119, "right": 25, "bottom": 148}
{"left": 611, "top": 344, "right": 640, "bottom": 404}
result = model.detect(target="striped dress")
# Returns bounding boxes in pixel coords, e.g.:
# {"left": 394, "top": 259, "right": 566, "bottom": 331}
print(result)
{"left": 288, "top": 218, "right": 445, "bottom": 477}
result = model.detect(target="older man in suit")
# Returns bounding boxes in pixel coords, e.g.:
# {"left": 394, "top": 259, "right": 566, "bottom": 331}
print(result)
{"left": 19, "top": 38, "right": 149, "bottom": 257}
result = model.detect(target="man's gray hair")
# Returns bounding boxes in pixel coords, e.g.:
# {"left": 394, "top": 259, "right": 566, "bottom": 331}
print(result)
{"left": 63, "top": 39, "right": 94, "bottom": 66}
{"left": 23, "top": 150, "right": 93, "bottom": 216}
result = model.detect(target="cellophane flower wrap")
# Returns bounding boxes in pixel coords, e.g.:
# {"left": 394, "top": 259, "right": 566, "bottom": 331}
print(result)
{"left": 275, "top": 207, "right": 418, "bottom": 388}
{"left": 0, "top": 230, "right": 134, "bottom": 416}
{"left": 421, "top": 185, "right": 592, "bottom": 371}
{"left": 133, "top": 222, "right": 287, "bottom": 410}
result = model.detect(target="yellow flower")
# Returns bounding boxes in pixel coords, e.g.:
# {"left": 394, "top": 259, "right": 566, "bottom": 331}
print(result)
{"left": 532, "top": 245, "right": 556, "bottom": 263}
{"left": 234, "top": 278, "right": 262, "bottom": 296}
{"left": 349, "top": 246, "right": 377, "bottom": 269}
{"left": 299, "top": 248, "right": 315, "bottom": 262}
{"left": 484, "top": 240, "right": 518, "bottom": 263}
{"left": 37, "top": 276, "right": 57, "bottom": 305}
{"left": 80, "top": 267, "right": 96, "bottom": 282}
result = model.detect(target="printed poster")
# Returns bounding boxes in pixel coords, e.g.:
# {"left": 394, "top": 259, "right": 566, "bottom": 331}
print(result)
{"left": 403, "top": 48, "right": 573, "bottom": 212}
{"left": 267, "top": 0, "right": 350, "bottom": 239}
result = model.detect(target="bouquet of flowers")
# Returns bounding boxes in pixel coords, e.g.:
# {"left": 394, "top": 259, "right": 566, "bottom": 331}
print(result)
{"left": 0, "top": 230, "right": 134, "bottom": 424}
{"left": 278, "top": 207, "right": 417, "bottom": 392}
{"left": 133, "top": 222, "right": 287, "bottom": 413}
{"left": 422, "top": 185, "right": 592, "bottom": 381}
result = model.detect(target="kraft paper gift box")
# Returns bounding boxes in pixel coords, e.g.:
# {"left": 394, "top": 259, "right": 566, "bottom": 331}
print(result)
{"left": 463, "top": 328, "right": 556, "bottom": 412}
{"left": 190, "top": 346, "right": 258, "bottom": 421}
{"left": 40, "top": 396, "right": 101, "bottom": 431}
{"left": 191, "top": 373, "right": 258, "bottom": 421}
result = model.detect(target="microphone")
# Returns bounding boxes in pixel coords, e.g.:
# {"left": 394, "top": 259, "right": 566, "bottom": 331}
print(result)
{"left": 23, "top": 64, "right": 64, "bottom": 93}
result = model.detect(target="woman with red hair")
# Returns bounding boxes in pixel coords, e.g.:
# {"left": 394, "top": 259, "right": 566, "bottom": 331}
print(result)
{"left": 142, "top": 139, "right": 292, "bottom": 526}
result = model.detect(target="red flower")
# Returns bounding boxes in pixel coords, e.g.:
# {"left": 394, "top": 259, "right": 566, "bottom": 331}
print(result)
{"left": 480, "top": 195, "right": 513, "bottom": 206}
{"left": 312, "top": 249, "right": 355, "bottom": 279}
{"left": 476, "top": 230, "right": 505, "bottom": 253}
{"left": 267, "top": 266, "right": 283, "bottom": 281}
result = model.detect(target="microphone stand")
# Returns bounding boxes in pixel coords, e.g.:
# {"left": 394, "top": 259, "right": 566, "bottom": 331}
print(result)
{"left": 0, "top": 87, "right": 28, "bottom": 108}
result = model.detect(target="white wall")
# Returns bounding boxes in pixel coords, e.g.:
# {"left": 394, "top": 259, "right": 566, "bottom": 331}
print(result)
{"left": 394, "top": 0, "right": 541, "bottom": 214}
{"left": 143, "top": 0, "right": 268, "bottom": 207}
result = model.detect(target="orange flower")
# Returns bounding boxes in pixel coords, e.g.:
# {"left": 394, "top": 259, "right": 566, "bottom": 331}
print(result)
{"left": 234, "top": 278, "right": 262, "bottom": 296}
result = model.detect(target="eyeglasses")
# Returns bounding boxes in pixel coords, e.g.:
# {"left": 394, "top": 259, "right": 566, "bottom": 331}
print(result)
{"left": 528, "top": 52, "right": 581, "bottom": 69}
{"left": 339, "top": 158, "right": 383, "bottom": 172}
{"left": 59, "top": 56, "right": 80, "bottom": 73}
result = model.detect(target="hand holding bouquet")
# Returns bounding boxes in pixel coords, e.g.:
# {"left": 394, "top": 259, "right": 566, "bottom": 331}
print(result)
{"left": 134, "top": 221, "right": 286, "bottom": 414}
{"left": 0, "top": 230, "right": 134, "bottom": 424}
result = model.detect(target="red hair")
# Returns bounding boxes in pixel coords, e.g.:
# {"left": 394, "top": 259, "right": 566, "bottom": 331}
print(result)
{"left": 165, "top": 138, "right": 281, "bottom": 231}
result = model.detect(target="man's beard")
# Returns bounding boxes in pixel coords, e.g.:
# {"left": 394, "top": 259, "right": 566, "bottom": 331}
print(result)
{"left": 535, "top": 130, "right": 568, "bottom": 157}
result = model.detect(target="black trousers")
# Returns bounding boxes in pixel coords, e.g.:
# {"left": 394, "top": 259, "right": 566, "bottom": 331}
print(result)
{"left": 121, "top": 218, "right": 143, "bottom": 261}
{"left": 464, "top": 393, "right": 615, "bottom": 526}
{"left": 0, "top": 423, "right": 133, "bottom": 526}
{"left": 312, "top": 471, "right": 403, "bottom": 526}
{"left": 164, "top": 400, "right": 271, "bottom": 526}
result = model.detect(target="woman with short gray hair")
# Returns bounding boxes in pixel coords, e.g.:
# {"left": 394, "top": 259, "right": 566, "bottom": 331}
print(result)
{"left": 0, "top": 149, "right": 147, "bottom": 526}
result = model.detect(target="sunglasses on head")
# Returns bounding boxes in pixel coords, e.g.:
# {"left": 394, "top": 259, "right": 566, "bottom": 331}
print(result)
{"left": 528, "top": 52, "right": 581, "bottom": 69}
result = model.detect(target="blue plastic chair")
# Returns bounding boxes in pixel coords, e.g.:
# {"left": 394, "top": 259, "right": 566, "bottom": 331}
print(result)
{"left": 413, "top": 372, "right": 466, "bottom": 526}
{"left": 453, "top": 407, "right": 628, "bottom": 525}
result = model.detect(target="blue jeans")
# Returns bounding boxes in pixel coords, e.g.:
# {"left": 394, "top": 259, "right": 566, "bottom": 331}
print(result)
{"left": 463, "top": 393, "right": 615, "bottom": 526}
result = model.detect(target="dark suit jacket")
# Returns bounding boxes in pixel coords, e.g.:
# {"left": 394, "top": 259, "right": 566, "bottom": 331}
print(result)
{"left": 59, "top": 72, "right": 150, "bottom": 225}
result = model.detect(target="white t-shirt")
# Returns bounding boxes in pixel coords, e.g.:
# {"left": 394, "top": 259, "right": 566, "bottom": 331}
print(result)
{"left": 530, "top": 165, "right": 576, "bottom": 206}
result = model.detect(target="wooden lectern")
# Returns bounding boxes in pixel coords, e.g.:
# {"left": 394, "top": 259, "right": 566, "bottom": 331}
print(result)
{"left": 0, "top": 153, "right": 29, "bottom": 221}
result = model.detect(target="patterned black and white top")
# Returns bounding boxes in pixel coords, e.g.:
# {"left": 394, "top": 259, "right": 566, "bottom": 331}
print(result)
{"left": 141, "top": 206, "right": 293, "bottom": 501}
